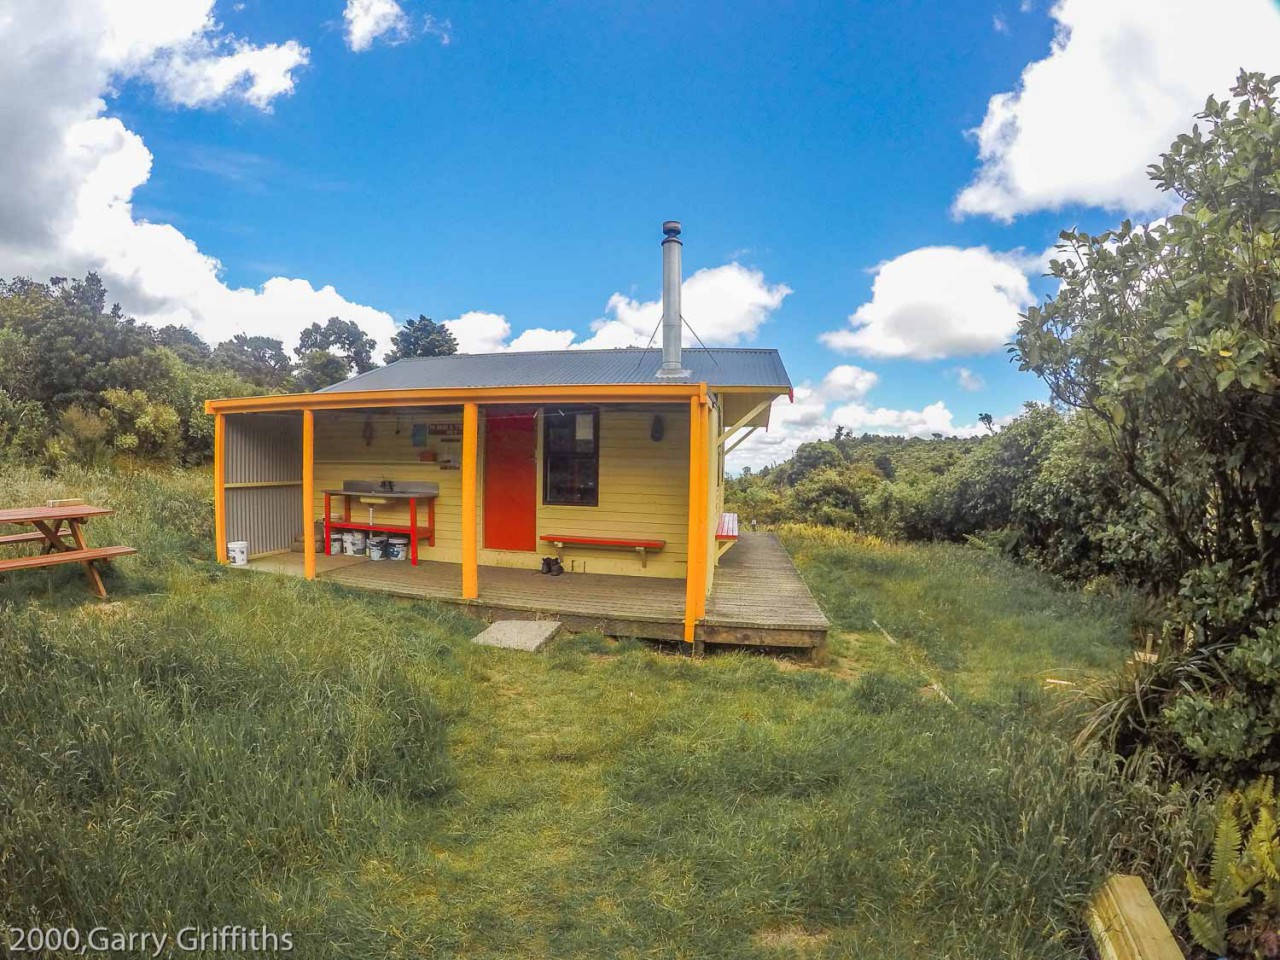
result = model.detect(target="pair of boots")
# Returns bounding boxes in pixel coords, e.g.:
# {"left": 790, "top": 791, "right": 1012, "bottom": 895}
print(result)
{"left": 539, "top": 556, "right": 565, "bottom": 576}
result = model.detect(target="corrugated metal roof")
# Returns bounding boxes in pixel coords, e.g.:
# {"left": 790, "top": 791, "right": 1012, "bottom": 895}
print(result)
{"left": 318, "top": 347, "right": 792, "bottom": 393}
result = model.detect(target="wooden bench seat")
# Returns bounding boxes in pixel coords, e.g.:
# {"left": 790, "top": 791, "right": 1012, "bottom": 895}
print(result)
{"left": 0, "top": 545, "right": 136, "bottom": 574}
{"left": 539, "top": 534, "right": 665, "bottom": 569}
{"left": 715, "top": 512, "right": 739, "bottom": 541}
{"left": 715, "top": 512, "right": 739, "bottom": 559}
{"left": 0, "top": 531, "right": 55, "bottom": 547}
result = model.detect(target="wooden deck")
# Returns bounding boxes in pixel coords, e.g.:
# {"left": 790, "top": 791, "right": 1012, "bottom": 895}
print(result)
{"left": 242, "top": 532, "right": 828, "bottom": 651}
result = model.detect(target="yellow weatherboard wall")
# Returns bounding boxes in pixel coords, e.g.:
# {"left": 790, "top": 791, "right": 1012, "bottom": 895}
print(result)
{"left": 310, "top": 403, "right": 692, "bottom": 579}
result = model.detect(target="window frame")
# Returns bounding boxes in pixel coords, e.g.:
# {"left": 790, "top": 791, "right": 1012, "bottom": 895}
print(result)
{"left": 541, "top": 406, "right": 600, "bottom": 507}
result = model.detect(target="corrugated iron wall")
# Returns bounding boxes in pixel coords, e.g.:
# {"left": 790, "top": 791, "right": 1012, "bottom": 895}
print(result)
{"left": 225, "top": 414, "right": 302, "bottom": 557}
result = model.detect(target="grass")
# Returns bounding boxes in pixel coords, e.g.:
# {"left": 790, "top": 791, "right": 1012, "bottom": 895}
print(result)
{"left": 0, "top": 468, "right": 1211, "bottom": 958}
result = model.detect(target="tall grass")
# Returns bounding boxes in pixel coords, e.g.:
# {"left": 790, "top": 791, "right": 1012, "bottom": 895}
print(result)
{"left": 0, "top": 466, "right": 471, "bottom": 954}
{"left": 0, "top": 467, "right": 1210, "bottom": 957}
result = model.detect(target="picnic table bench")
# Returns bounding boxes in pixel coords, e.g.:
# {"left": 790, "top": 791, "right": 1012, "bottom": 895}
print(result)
{"left": 0, "top": 502, "right": 136, "bottom": 598}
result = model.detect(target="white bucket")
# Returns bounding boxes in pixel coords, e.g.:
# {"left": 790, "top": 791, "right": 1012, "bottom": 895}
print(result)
{"left": 367, "top": 535, "right": 388, "bottom": 561}
{"left": 342, "top": 530, "right": 367, "bottom": 556}
{"left": 387, "top": 535, "right": 409, "bottom": 561}
{"left": 328, "top": 532, "right": 343, "bottom": 554}
{"left": 227, "top": 541, "right": 248, "bottom": 566}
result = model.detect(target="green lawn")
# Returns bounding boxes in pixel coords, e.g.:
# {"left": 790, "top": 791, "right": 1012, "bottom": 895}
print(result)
{"left": 0, "top": 468, "right": 1202, "bottom": 958}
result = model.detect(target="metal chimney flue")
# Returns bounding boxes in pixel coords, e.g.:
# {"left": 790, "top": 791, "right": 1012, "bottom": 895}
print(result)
{"left": 656, "top": 220, "right": 690, "bottom": 378}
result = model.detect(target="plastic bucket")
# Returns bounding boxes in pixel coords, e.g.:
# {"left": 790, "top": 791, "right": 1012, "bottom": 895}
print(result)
{"left": 227, "top": 541, "right": 249, "bottom": 566}
{"left": 387, "top": 535, "right": 410, "bottom": 561}
{"left": 327, "top": 532, "right": 343, "bottom": 554}
{"left": 342, "top": 530, "right": 366, "bottom": 556}
{"left": 367, "top": 535, "right": 388, "bottom": 561}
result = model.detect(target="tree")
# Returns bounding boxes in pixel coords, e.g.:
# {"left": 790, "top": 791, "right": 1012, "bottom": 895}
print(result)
{"left": 293, "top": 349, "right": 349, "bottom": 392}
{"left": 0, "top": 274, "right": 152, "bottom": 408}
{"left": 1015, "top": 72, "right": 1280, "bottom": 778}
{"left": 297, "top": 317, "right": 378, "bottom": 374}
{"left": 153, "top": 324, "right": 212, "bottom": 366}
{"left": 212, "top": 335, "right": 293, "bottom": 389}
{"left": 978, "top": 412, "right": 995, "bottom": 434}
{"left": 384, "top": 315, "right": 457, "bottom": 363}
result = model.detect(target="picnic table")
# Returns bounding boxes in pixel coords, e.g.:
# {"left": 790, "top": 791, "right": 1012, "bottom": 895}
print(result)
{"left": 0, "top": 502, "right": 136, "bottom": 598}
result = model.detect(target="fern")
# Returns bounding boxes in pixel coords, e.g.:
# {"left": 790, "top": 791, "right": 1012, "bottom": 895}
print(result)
{"left": 1186, "top": 777, "right": 1280, "bottom": 955}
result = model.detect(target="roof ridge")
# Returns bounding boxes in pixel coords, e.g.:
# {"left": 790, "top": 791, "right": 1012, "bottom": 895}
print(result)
{"left": 390, "top": 346, "right": 776, "bottom": 364}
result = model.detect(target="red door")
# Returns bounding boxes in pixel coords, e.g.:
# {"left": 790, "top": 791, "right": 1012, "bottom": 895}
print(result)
{"left": 484, "top": 407, "right": 537, "bottom": 551}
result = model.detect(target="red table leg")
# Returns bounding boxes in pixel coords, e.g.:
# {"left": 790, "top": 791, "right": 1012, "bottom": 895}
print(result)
{"left": 428, "top": 498, "right": 435, "bottom": 547}
{"left": 409, "top": 498, "right": 418, "bottom": 565}
{"left": 323, "top": 493, "right": 331, "bottom": 555}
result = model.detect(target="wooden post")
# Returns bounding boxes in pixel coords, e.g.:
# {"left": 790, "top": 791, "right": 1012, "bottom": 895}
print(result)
{"left": 461, "top": 402, "right": 479, "bottom": 599}
{"left": 213, "top": 413, "right": 227, "bottom": 563}
{"left": 1088, "top": 874, "right": 1184, "bottom": 960}
{"left": 683, "top": 394, "right": 709, "bottom": 645}
{"left": 302, "top": 410, "right": 316, "bottom": 580}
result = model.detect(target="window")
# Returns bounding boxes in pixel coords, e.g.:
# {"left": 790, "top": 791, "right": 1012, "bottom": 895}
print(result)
{"left": 543, "top": 407, "right": 599, "bottom": 506}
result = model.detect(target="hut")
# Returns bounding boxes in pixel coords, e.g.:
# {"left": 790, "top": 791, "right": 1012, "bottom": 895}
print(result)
{"left": 204, "top": 223, "right": 828, "bottom": 651}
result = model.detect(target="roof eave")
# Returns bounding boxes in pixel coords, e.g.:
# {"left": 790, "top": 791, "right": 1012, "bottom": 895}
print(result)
{"left": 203, "top": 381, "right": 722, "bottom": 415}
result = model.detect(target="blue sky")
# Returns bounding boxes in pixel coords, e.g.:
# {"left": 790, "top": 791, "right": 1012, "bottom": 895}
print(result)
{"left": 4, "top": 0, "right": 1278, "bottom": 466}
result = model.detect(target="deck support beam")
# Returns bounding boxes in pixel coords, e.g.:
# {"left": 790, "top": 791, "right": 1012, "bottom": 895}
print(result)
{"left": 213, "top": 413, "right": 227, "bottom": 563}
{"left": 718, "top": 398, "right": 771, "bottom": 446}
{"left": 302, "top": 409, "right": 316, "bottom": 580}
{"left": 724, "top": 425, "right": 758, "bottom": 458}
{"left": 461, "top": 401, "right": 479, "bottom": 599}
{"left": 683, "top": 391, "right": 710, "bottom": 644}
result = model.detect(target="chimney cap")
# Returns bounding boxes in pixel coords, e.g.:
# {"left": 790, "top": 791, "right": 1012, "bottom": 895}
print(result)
{"left": 662, "top": 220, "right": 682, "bottom": 238}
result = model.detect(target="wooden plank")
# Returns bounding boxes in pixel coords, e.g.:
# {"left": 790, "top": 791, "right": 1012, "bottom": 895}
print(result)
{"left": 0, "top": 505, "right": 113, "bottom": 524}
{"left": 0, "top": 545, "right": 136, "bottom": 573}
{"left": 1088, "top": 875, "right": 1184, "bottom": 960}
{"left": 0, "top": 532, "right": 52, "bottom": 547}
{"left": 541, "top": 535, "right": 666, "bottom": 549}
{"left": 240, "top": 532, "right": 830, "bottom": 651}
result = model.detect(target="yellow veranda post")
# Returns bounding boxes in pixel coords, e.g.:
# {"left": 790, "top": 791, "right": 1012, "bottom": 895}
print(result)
{"left": 302, "top": 409, "right": 316, "bottom": 580}
{"left": 213, "top": 413, "right": 227, "bottom": 563}
{"left": 683, "top": 392, "right": 709, "bottom": 642}
{"left": 461, "top": 402, "right": 479, "bottom": 599}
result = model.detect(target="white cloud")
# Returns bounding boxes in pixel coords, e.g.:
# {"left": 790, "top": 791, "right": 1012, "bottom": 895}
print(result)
{"left": 993, "top": 15, "right": 1010, "bottom": 34}
{"left": 344, "top": 0, "right": 412, "bottom": 51}
{"left": 0, "top": 0, "right": 401, "bottom": 358}
{"left": 581, "top": 263, "right": 791, "bottom": 349}
{"left": 727, "top": 368, "right": 1002, "bottom": 472}
{"left": 442, "top": 311, "right": 511, "bottom": 353}
{"left": 441, "top": 262, "right": 790, "bottom": 353}
{"left": 820, "top": 246, "right": 1033, "bottom": 360}
{"left": 422, "top": 14, "right": 453, "bottom": 46}
{"left": 820, "top": 364, "right": 878, "bottom": 400}
{"left": 953, "top": 367, "right": 985, "bottom": 392}
{"left": 509, "top": 327, "right": 575, "bottom": 351}
{"left": 146, "top": 36, "right": 308, "bottom": 110}
{"left": 829, "top": 400, "right": 987, "bottom": 438}
{"left": 955, "top": 0, "right": 1280, "bottom": 221}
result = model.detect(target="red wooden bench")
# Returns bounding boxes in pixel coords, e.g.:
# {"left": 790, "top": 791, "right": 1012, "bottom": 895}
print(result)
{"left": 539, "top": 534, "right": 665, "bottom": 569}
{"left": 715, "top": 511, "right": 739, "bottom": 559}
{"left": 715, "top": 512, "right": 739, "bottom": 541}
